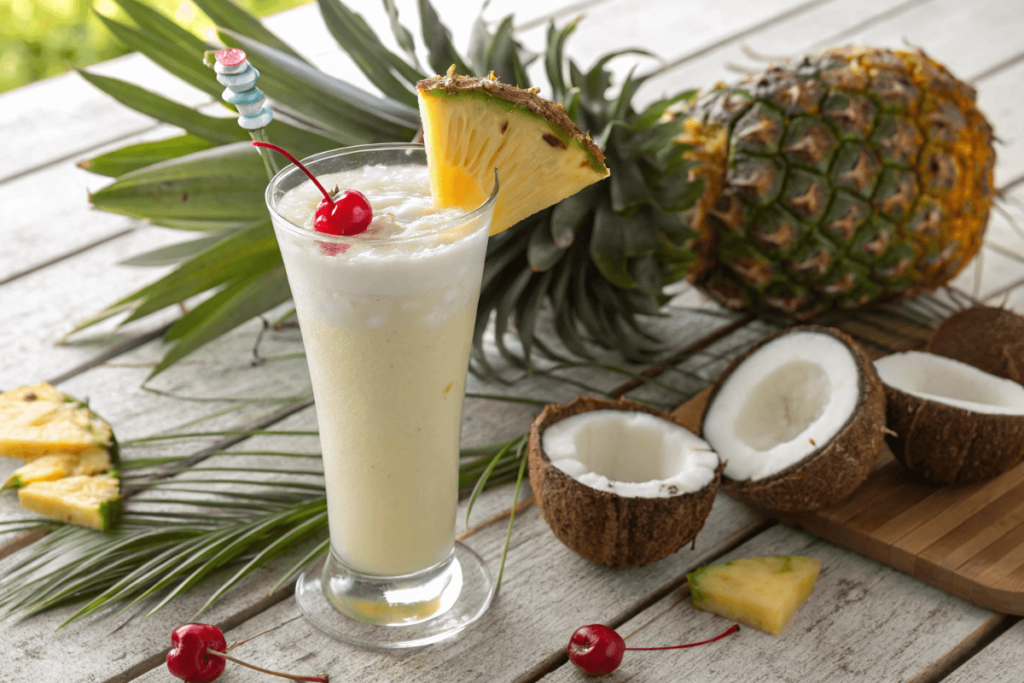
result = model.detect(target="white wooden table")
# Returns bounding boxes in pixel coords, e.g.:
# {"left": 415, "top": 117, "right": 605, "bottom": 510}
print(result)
{"left": 3, "top": 1, "right": 1024, "bottom": 681}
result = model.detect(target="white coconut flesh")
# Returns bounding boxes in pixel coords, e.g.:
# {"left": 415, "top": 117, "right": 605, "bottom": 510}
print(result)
{"left": 541, "top": 410, "right": 719, "bottom": 498}
{"left": 875, "top": 352, "right": 1024, "bottom": 415}
{"left": 703, "top": 332, "right": 861, "bottom": 483}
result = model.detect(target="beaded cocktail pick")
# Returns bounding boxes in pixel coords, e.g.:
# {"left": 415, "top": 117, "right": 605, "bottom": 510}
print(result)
{"left": 205, "top": 48, "right": 279, "bottom": 178}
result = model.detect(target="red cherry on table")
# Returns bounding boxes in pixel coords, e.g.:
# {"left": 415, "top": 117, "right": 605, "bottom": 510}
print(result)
{"left": 314, "top": 189, "right": 372, "bottom": 236}
{"left": 567, "top": 622, "right": 740, "bottom": 676}
{"left": 167, "top": 623, "right": 227, "bottom": 683}
{"left": 567, "top": 624, "right": 625, "bottom": 677}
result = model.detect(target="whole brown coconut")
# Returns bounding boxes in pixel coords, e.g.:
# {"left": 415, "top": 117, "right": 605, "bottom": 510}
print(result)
{"left": 528, "top": 397, "right": 722, "bottom": 569}
{"left": 927, "top": 307, "right": 1024, "bottom": 386}
{"left": 701, "top": 326, "right": 887, "bottom": 512}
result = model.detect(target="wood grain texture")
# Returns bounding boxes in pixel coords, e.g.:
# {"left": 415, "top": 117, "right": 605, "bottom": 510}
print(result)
{"left": 635, "top": 0, "right": 916, "bottom": 105}
{"left": 942, "top": 618, "right": 1024, "bottom": 683}
{"left": 539, "top": 525, "right": 994, "bottom": 683}
{"left": 0, "top": 163, "right": 139, "bottom": 283}
{"left": 0, "top": 226, "right": 184, "bottom": 388}
{"left": 127, "top": 494, "right": 765, "bottom": 683}
{"left": 0, "top": 51, "right": 210, "bottom": 183}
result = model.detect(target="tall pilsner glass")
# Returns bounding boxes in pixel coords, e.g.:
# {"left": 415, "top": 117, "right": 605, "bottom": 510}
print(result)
{"left": 265, "top": 144, "right": 497, "bottom": 648}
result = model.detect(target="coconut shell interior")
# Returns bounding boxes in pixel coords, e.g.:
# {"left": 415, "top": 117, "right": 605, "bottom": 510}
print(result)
{"left": 701, "top": 326, "right": 887, "bottom": 513}
{"left": 927, "top": 307, "right": 1024, "bottom": 386}
{"left": 883, "top": 383, "right": 1024, "bottom": 484}
{"left": 528, "top": 396, "right": 721, "bottom": 569}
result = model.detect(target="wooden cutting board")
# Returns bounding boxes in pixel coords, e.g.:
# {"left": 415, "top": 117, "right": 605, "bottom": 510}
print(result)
{"left": 672, "top": 387, "right": 1024, "bottom": 616}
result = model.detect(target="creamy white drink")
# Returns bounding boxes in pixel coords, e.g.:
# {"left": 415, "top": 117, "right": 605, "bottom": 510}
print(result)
{"left": 272, "top": 162, "right": 489, "bottom": 577}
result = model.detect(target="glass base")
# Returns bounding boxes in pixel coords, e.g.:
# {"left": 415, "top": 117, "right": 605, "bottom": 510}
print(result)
{"left": 294, "top": 542, "right": 495, "bottom": 649}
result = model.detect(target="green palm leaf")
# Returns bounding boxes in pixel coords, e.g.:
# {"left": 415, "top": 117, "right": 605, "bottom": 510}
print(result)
{"left": 0, "top": 431, "right": 528, "bottom": 622}
{"left": 191, "top": 0, "right": 306, "bottom": 62}
{"left": 316, "top": 0, "right": 423, "bottom": 105}
{"left": 111, "top": 0, "right": 213, "bottom": 56}
{"left": 92, "top": 12, "right": 222, "bottom": 100}
{"left": 79, "top": 135, "right": 215, "bottom": 177}
{"left": 90, "top": 143, "right": 268, "bottom": 221}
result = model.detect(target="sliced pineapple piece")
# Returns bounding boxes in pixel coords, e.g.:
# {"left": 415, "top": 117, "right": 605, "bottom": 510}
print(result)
{"left": 1, "top": 446, "right": 113, "bottom": 490}
{"left": 18, "top": 475, "right": 122, "bottom": 531}
{"left": 1, "top": 382, "right": 64, "bottom": 404}
{"left": 0, "top": 382, "right": 112, "bottom": 460}
{"left": 687, "top": 555, "right": 822, "bottom": 635}
{"left": 2, "top": 454, "right": 78, "bottom": 490}
{"left": 74, "top": 446, "right": 113, "bottom": 476}
{"left": 417, "top": 69, "right": 609, "bottom": 235}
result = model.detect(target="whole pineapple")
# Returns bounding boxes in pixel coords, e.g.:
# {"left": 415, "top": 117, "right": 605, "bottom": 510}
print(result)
{"left": 659, "top": 47, "right": 995, "bottom": 319}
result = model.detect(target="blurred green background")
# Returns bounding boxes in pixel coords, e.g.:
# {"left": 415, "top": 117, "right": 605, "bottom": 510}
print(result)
{"left": 0, "top": 0, "right": 310, "bottom": 94}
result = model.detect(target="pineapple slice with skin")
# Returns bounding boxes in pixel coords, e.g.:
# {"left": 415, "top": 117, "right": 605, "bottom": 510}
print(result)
{"left": 417, "top": 68, "right": 609, "bottom": 235}
{"left": 18, "top": 475, "right": 122, "bottom": 531}
{"left": 2, "top": 446, "right": 113, "bottom": 490}
{"left": 687, "top": 555, "right": 822, "bottom": 636}
{"left": 0, "top": 383, "right": 113, "bottom": 460}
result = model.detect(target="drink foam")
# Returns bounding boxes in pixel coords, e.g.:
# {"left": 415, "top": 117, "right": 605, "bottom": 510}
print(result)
{"left": 272, "top": 164, "right": 489, "bottom": 327}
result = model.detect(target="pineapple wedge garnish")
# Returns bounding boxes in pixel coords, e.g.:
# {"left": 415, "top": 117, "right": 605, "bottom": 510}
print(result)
{"left": 2, "top": 446, "right": 112, "bottom": 490}
{"left": 18, "top": 475, "right": 122, "bottom": 531}
{"left": 417, "top": 68, "right": 609, "bottom": 235}
{"left": 687, "top": 556, "right": 822, "bottom": 636}
{"left": 0, "top": 382, "right": 113, "bottom": 460}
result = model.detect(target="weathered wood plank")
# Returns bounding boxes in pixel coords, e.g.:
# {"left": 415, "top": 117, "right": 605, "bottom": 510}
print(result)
{"left": 637, "top": 0, "right": 930, "bottom": 105}
{"left": 0, "top": 163, "right": 140, "bottom": 284}
{"left": 538, "top": 525, "right": 994, "bottom": 682}
{"left": 0, "top": 226, "right": 185, "bottom": 388}
{"left": 127, "top": 494, "right": 764, "bottom": 683}
{"left": 942, "top": 618, "right": 1024, "bottom": 683}
{"left": 976, "top": 58, "right": 1024, "bottom": 188}
{"left": 0, "top": 52, "right": 211, "bottom": 184}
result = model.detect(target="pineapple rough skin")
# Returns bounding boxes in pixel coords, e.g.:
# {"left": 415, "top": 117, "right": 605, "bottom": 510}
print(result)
{"left": 668, "top": 47, "right": 995, "bottom": 319}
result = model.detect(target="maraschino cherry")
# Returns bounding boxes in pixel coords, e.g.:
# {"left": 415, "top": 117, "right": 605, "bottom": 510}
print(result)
{"left": 167, "top": 622, "right": 328, "bottom": 682}
{"left": 567, "top": 622, "right": 739, "bottom": 677}
{"left": 252, "top": 141, "right": 372, "bottom": 237}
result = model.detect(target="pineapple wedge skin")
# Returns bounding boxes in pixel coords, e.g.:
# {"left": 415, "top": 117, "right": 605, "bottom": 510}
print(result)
{"left": 688, "top": 555, "right": 822, "bottom": 636}
{"left": 18, "top": 475, "right": 122, "bottom": 531}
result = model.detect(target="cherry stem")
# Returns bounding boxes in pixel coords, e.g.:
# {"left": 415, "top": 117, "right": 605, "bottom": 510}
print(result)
{"left": 623, "top": 623, "right": 740, "bottom": 651}
{"left": 251, "top": 141, "right": 333, "bottom": 204}
{"left": 207, "top": 648, "right": 328, "bottom": 682}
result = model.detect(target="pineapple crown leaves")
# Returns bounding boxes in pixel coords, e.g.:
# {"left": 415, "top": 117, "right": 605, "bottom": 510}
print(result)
{"left": 79, "top": 0, "right": 705, "bottom": 375}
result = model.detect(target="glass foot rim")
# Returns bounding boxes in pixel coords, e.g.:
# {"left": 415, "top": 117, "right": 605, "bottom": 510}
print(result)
{"left": 294, "top": 541, "right": 495, "bottom": 649}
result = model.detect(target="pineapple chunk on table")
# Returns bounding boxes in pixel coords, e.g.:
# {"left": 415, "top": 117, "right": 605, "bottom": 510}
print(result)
{"left": 2, "top": 446, "right": 113, "bottom": 490}
{"left": 0, "top": 383, "right": 112, "bottom": 459}
{"left": 18, "top": 475, "right": 122, "bottom": 531}
{"left": 687, "top": 556, "right": 822, "bottom": 635}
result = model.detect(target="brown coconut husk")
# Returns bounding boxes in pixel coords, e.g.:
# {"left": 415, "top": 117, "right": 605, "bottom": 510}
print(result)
{"left": 927, "top": 306, "right": 1024, "bottom": 386}
{"left": 702, "top": 326, "right": 887, "bottom": 513}
{"left": 883, "top": 384, "right": 1024, "bottom": 484}
{"left": 527, "top": 397, "right": 721, "bottom": 569}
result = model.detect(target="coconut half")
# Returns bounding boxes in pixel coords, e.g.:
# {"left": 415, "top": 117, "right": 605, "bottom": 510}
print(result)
{"left": 701, "top": 326, "right": 886, "bottom": 512}
{"left": 528, "top": 397, "right": 722, "bottom": 569}
{"left": 875, "top": 351, "right": 1024, "bottom": 484}
{"left": 927, "top": 307, "right": 1024, "bottom": 387}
